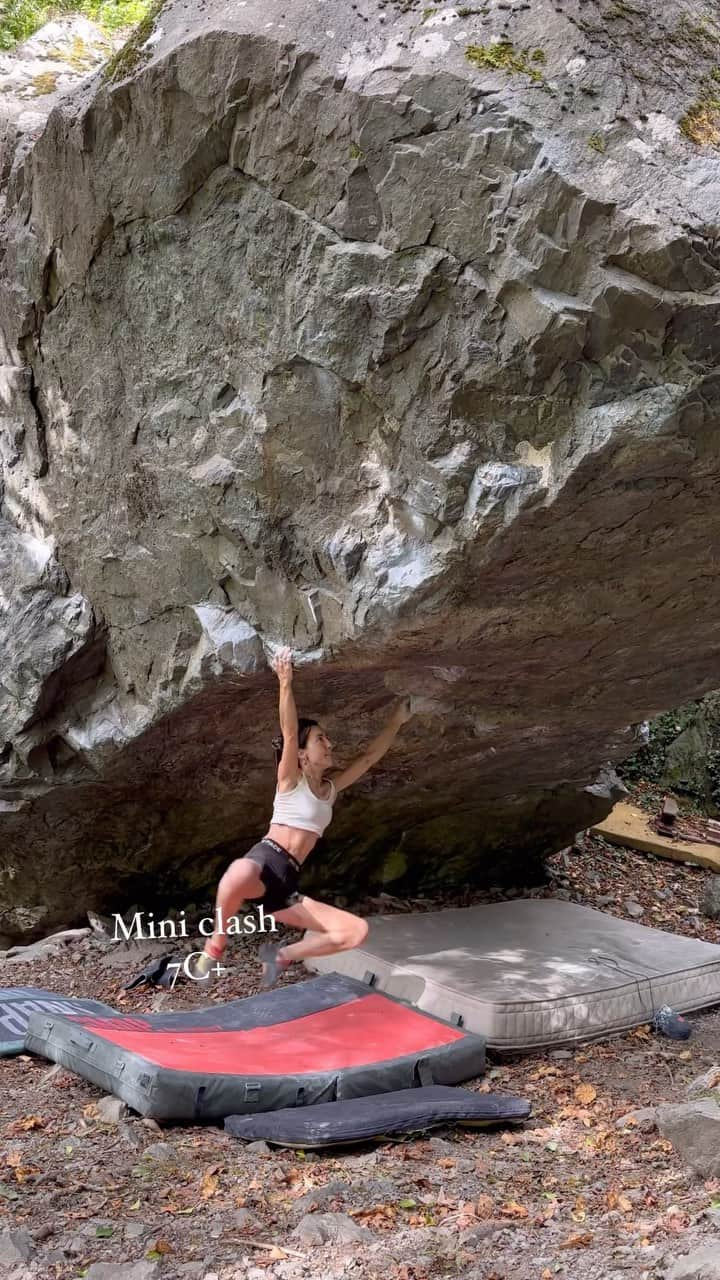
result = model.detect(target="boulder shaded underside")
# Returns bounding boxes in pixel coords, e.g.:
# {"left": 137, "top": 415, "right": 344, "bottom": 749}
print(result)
{"left": 1, "top": 0, "right": 719, "bottom": 941}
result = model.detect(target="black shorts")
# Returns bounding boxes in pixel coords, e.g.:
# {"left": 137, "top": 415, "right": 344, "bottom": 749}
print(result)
{"left": 245, "top": 838, "right": 302, "bottom": 915}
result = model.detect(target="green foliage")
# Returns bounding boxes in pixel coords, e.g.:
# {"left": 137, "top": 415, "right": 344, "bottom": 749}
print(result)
{"left": 619, "top": 694, "right": 720, "bottom": 812}
{"left": 465, "top": 39, "right": 546, "bottom": 83}
{"left": 102, "top": 0, "right": 163, "bottom": 82}
{"left": 587, "top": 131, "right": 606, "bottom": 153}
{"left": 0, "top": 0, "right": 153, "bottom": 51}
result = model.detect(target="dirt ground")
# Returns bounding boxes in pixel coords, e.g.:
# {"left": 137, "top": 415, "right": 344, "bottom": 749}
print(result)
{"left": 3, "top": 821, "right": 720, "bottom": 1280}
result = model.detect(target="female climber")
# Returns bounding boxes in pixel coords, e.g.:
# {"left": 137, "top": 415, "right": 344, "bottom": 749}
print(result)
{"left": 192, "top": 646, "right": 413, "bottom": 989}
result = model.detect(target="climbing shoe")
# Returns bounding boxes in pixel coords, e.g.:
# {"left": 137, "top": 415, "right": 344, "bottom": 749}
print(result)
{"left": 259, "top": 942, "right": 289, "bottom": 990}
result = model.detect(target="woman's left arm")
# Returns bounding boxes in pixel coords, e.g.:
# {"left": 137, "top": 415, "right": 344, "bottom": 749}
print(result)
{"left": 330, "top": 697, "right": 413, "bottom": 793}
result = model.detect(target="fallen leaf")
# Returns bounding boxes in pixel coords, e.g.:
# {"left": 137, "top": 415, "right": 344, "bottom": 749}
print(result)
{"left": 559, "top": 1231, "right": 594, "bottom": 1249}
{"left": 574, "top": 1084, "right": 597, "bottom": 1106}
{"left": 501, "top": 1201, "right": 529, "bottom": 1219}
{"left": 201, "top": 1171, "right": 218, "bottom": 1199}
{"left": 476, "top": 1195, "right": 494, "bottom": 1219}
{"left": 6, "top": 1115, "right": 45, "bottom": 1134}
{"left": 571, "top": 1196, "right": 587, "bottom": 1223}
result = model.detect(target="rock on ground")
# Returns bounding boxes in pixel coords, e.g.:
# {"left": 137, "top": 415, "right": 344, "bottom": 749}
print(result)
{"left": 1, "top": 0, "right": 720, "bottom": 937}
{"left": 665, "top": 1244, "right": 720, "bottom": 1280}
{"left": 700, "top": 876, "right": 720, "bottom": 921}
{"left": 83, "top": 1263, "right": 159, "bottom": 1280}
{"left": 656, "top": 1098, "right": 720, "bottom": 1178}
{"left": 291, "top": 1212, "right": 372, "bottom": 1245}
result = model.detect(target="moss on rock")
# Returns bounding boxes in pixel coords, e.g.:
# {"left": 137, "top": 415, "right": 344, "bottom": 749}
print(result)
{"left": 680, "top": 93, "right": 720, "bottom": 147}
{"left": 32, "top": 70, "right": 59, "bottom": 96}
{"left": 102, "top": 0, "right": 165, "bottom": 84}
{"left": 465, "top": 40, "right": 545, "bottom": 83}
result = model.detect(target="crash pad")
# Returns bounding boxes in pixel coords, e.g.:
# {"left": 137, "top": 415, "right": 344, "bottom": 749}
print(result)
{"left": 23, "top": 973, "right": 486, "bottom": 1121}
{"left": 225, "top": 1085, "right": 531, "bottom": 1148}
{"left": 305, "top": 900, "right": 720, "bottom": 1051}
{"left": 0, "top": 986, "right": 117, "bottom": 1057}
{"left": 591, "top": 801, "right": 720, "bottom": 872}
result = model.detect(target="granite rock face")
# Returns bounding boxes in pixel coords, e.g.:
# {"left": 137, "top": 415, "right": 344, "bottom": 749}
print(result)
{"left": 0, "top": 0, "right": 719, "bottom": 940}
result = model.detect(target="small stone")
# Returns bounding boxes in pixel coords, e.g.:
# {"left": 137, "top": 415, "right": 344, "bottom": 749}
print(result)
{"left": 233, "top": 1208, "right": 261, "bottom": 1230}
{"left": 119, "top": 1121, "right": 146, "bottom": 1153}
{"left": 291, "top": 1212, "right": 372, "bottom": 1245}
{"left": 549, "top": 1050, "right": 574, "bottom": 1060}
{"left": 460, "top": 1221, "right": 510, "bottom": 1245}
{"left": 0, "top": 1230, "right": 35, "bottom": 1264}
{"left": 625, "top": 900, "right": 644, "bottom": 919}
{"left": 245, "top": 1140, "right": 271, "bottom": 1155}
{"left": 700, "top": 876, "right": 720, "bottom": 921}
{"left": 428, "top": 1136, "right": 458, "bottom": 1154}
{"left": 96, "top": 1096, "right": 129, "bottom": 1124}
{"left": 294, "top": 1179, "right": 348, "bottom": 1211}
{"left": 665, "top": 1243, "right": 720, "bottom": 1280}
{"left": 41, "top": 1062, "right": 64, "bottom": 1085}
{"left": 686, "top": 1065, "right": 720, "bottom": 1098}
{"left": 616, "top": 1106, "right": 657, "bottom": 1133}
{"left": 84, "top": 1262, "right": 160, "bottom": 1280}
{"left": 142, "top": 1142, "right": 175, "bottom": 1162}
{"left": 124, "top": 1222, "right": 148, "bottom": 1239}
{"left": 596, "top": 895, "right": 615, "bottom": 907}
{"left": 63, "top": 1234, "right": 87, "bottom": 1257}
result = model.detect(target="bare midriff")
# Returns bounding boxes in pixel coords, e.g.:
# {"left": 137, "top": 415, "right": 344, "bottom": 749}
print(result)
{"left": 264, "top": 824, "right": 319, "bottom": 864}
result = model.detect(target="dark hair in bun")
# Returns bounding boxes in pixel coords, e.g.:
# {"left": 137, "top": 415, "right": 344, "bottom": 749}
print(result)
{"left": 272, "top": 718, "right": 319, "bottom": 767}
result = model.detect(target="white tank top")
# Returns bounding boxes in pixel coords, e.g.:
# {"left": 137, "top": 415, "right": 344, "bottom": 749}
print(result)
{"left": 270, "top": 774, "right": 336, "bottom": 836}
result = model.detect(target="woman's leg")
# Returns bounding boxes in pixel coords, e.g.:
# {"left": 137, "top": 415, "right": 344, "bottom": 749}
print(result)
{"left": 201, "top": 856, "right": 265, "bottom": 960}
{"left": 269, "top": 896, "right": 368, "bottom": 969}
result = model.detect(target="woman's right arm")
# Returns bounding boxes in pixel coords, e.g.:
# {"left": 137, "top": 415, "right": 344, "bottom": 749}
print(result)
{"left": 272, "top": 647, "right": 299, "bottom": 790}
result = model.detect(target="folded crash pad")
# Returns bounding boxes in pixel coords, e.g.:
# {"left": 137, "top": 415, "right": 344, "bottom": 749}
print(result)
{"left": 305, "top": 900, "right": 720, "bottom": 1050}
{"left": 23, "top": 973, "right": 486, "bottom": 1121}
{"left": 0, "top": 986, "right": 116, "bottom": 1057}
{"left": 225, "top": 1085, "right": 531, "bottom": 1148}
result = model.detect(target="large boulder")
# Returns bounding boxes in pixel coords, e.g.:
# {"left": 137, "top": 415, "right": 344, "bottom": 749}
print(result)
{"left": 0, "top": 0, "right": 719, "bottom": 941}
{"left": 656, "top": 1099, "right": 720, "bottom": 1179}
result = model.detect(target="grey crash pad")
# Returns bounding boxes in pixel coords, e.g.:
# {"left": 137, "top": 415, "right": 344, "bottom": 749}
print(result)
{"left": 305, "top": 899, "right": 720, "bottom": 1050}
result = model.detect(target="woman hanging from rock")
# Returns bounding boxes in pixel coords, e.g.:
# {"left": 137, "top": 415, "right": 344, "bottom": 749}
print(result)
{"left": 191, "top": 646, "right": 413, "bottom": 989}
